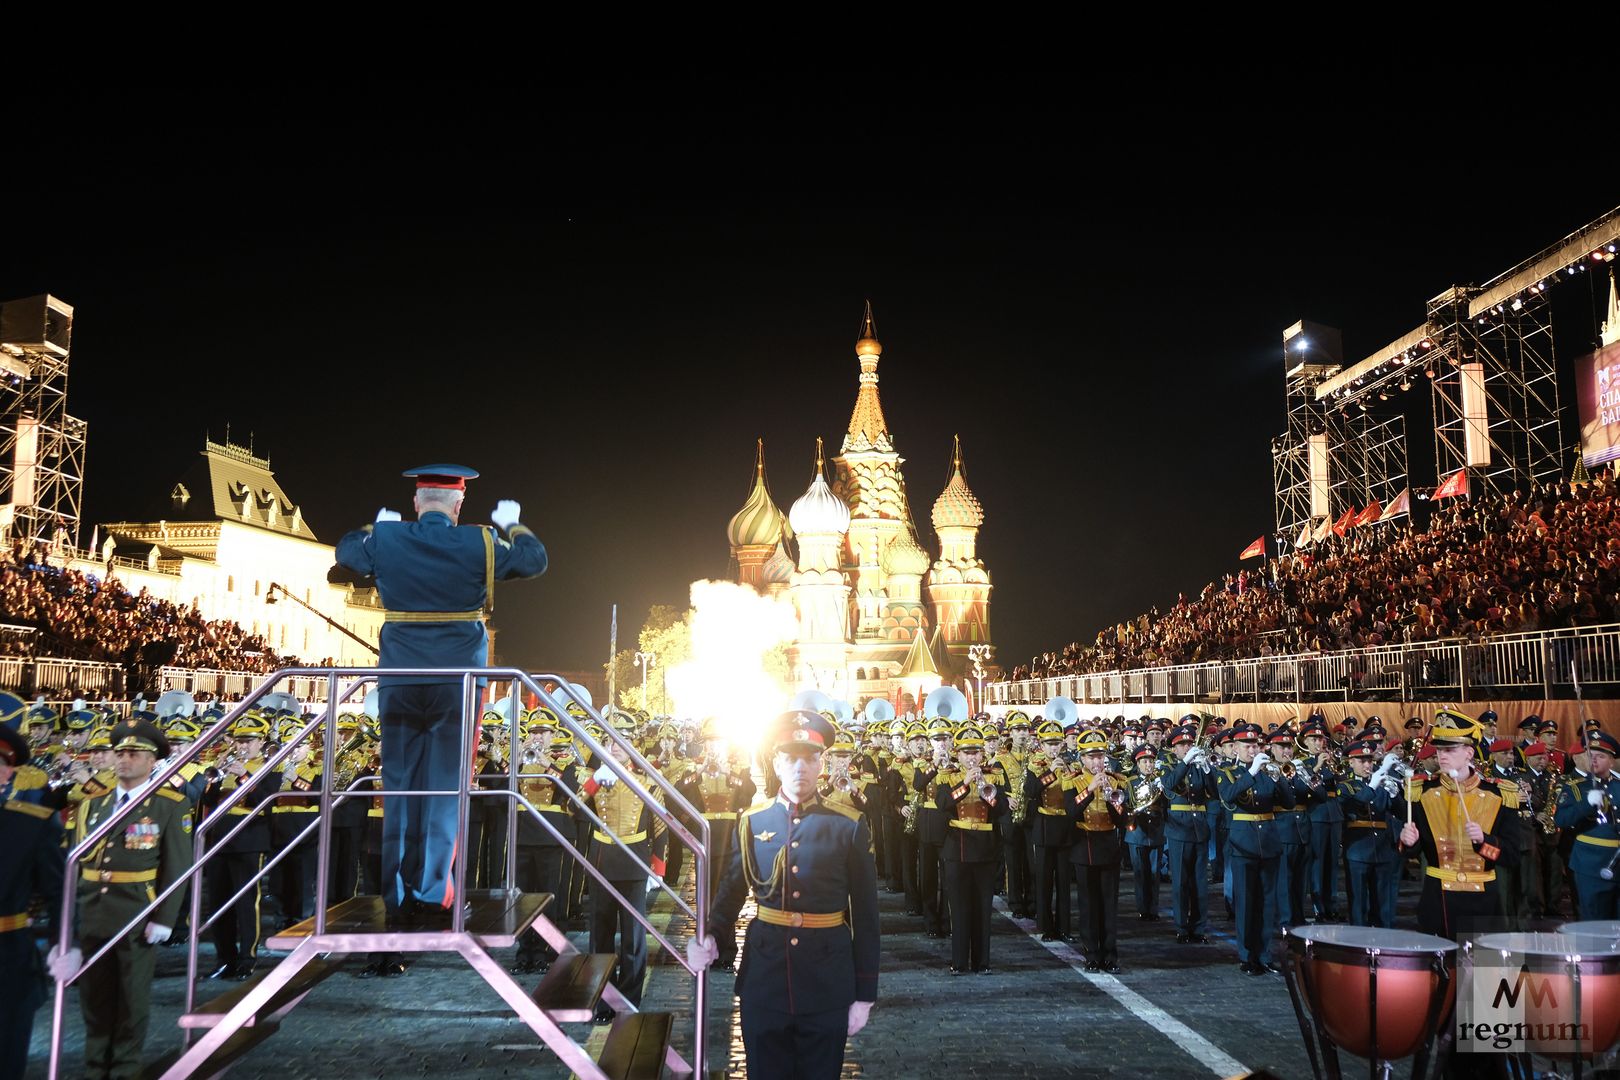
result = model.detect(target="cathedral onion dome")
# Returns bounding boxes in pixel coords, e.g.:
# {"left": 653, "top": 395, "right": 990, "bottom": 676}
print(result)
{"left": 762, "top": 538, "right": 795, "bottom": 584}
{"left": 931, "top": 434, "right": 984, "bottom": 530}
{"left": 789, "top": 437, "right": 851, "bottom": 536}
{"left": 882, "top": 528, "right": 930, "bottom": 576}
{"left": 726, "top": 438, "right": 785, "bottom": 548}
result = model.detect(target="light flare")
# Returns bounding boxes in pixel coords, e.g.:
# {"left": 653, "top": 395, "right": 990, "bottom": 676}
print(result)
{"left": 665, "top": 580, "right": 797, "bottom": 747}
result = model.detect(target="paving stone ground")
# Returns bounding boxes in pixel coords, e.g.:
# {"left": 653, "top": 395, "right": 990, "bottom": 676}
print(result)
{"left": 24, "top": 865, "right": 1476, "bottom": 1079}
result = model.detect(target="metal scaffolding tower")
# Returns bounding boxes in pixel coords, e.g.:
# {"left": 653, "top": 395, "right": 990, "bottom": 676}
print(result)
{"left": 1273, "top": 321, "right": 1341, "bottom": 549}
{"left": 0, "top": 295, "right": 85, "bottom": 547}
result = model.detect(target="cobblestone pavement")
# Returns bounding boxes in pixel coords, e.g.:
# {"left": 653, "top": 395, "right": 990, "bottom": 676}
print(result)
{"left": 27, "top": 865, "right": 1472, "bottom": 1078}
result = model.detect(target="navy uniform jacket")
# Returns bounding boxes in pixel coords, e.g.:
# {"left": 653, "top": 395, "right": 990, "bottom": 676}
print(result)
{"left": 710, "top": 797, "right": 880, "bottom": 1013}
{"left": 3, "top": 799, "right": 65, "bottom": 1017}
{"left": 334, "top": 511, "right": 547, "bottom": 685}
{"left": 1066, "top": 775, "right": 1125, "bottom": 865}
{"left": 1275, "top": 773, "right": 1314, "bottom": 847}
{"left": 1555, "top": 772, "right": 1620, "bottom": 878}
{"left": 1162, "top": 759, "right": 1213, "bottom": 844}
{"left": 1306, "top": 753, "right": 1345, "bottom": 823}
{"left": 1216, "top": 766, "right": 1296, "bottom": 860}
{"left": 1339, "top": 777, "right": 1399, "bottom": 864}
{"left": 935, "top": 771, "right": 1008, "bottom": 862}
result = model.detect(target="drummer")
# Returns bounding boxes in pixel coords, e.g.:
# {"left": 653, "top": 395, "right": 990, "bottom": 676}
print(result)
{"left": 1397, "top": 709, "right": 1518, "bottom": 939}
{"left": 1553, "top": 728, "right": 1620, "bottom": 920}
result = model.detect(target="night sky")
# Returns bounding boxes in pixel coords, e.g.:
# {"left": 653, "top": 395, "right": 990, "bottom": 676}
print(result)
{"left": 1, "top": 86, "right": 1614, "bottom": 675}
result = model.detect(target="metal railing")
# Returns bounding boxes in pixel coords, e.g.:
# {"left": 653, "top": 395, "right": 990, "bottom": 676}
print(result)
{"left": 156, "top": 665, "right": 334, "bottom": 701}
{"left": 988, "top": 622, "right": 1620, "bottom": 708}
{"left": 48, "top": 665, "right": 711, "bottom": 1080}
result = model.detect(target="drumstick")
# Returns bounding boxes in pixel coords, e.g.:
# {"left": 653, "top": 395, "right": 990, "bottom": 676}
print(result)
{"left": 1448, "top": 767, "right": 1474, "bottom": 830}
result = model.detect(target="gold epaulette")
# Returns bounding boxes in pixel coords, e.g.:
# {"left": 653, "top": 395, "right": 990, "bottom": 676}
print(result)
{"left": 822, "top": 799, "right": 862, "bottom": 822}
{"left": 5, "top": 799, "right": 52, "bottom": 819}
{"left": 12, "top": 765, "right": 45, "bottom": 791}
{"left": 1494, "top": 778, "right": 1521, "bottom": 809}
{"left": 157, "top": 786, "right": 188, "bottom": 803}
{"left": 1406, "top": 776, "right": 1425, "bottom": 801}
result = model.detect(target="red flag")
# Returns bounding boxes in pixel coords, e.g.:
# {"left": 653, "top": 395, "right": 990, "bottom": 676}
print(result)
{"left": 1384, "top": 487, "right": 1411, "bottom": 520}
{"left": 1356, "top": 499, "right": 1382, "bottom": 526}
{"left": 1332, "top": 507, "right": 1357, "bottom": 537}
{"left": 1239, "top": 536, "right": 1265, "bottom": 560}
{"left": 1433, "top": 469, "right": 1468, "bottom": 500}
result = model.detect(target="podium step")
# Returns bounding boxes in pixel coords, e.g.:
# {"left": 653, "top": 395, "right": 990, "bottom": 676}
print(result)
{"left": 597, "top": 1011, "right": 673, "bottom": 1080}
{"left": 265, "top": 891, "right": 552, "bottom": 950}
{"left": 531, "top": 953, "right": 616, "bottom": 1022}
{"left": 181, "top": 956, "right": 340, "bottom": 1028}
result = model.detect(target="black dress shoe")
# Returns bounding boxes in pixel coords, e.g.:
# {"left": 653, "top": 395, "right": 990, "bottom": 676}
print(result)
{"left": 356, "top": 960, "right": 383, "bottom": 978}
{"left": 382, "top": 959, "right": 409, "bottom": 977}
{"left": 511, "top": 956, "right": 538, "bottom": 975}
{"left": 974, "top": 967, "right": 993, "bottom": 975}
{"left": 206, "top": 962, "right": 234, "bottom": 980}
{"left": 1241, "top": 962, "right": 1268, "bottom": 976}
{"left": 1102, "top": 962, "right": 1122, "bottom": 974}
{"left": 592, "top": 1005, "right": 615, "bottom": 1024}
{"left": 1190, "top": 934, "right": 1210, "bottom": 945}
{"left": 948, "top": 965, "right": 966, "bottom": 975}
{"left": 1040, "top": 932, "right": 1058, "bottom": 942}
{"left": 1083, "top": 960, "right": 1100, "bottom": 972}
{"left": 1262, "top": 962, "right": 1282, "bottom": 975}
{"left": 709, "top": 957, "right": 734, "bottom": 973}
{"left": 1175, "top": 932, "right": 1191, "bottom": 944}
{"left": 231, "top": 963, "right": 256, "bottom": 981}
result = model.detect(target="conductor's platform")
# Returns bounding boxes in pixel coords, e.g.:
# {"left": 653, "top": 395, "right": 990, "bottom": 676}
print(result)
{"left": 265, "top": 891, "right": 552, "bottom": 951}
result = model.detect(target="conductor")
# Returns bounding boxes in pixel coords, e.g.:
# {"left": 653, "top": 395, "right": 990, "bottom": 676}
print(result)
{"left": 334, "top": 464, "right": 546, "bottom": 920}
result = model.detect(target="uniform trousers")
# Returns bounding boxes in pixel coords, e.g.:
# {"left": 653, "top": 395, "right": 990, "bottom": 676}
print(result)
{"left": 1003, "top": 822, "right": 1032, "bottom": 914}
{"left": 379, "top": 682, "right": 465, "bottom": 910}
{"left": 206, "top": 850, "right": 262, "bottom": 966}
{"left": 327, "top": 822, "right": 363, "bottom": 903}
{"left": 270, "top": 812, "right": 317, "bottom": 923}
{"left": 1167, "top": 839, "right": 1209, "bottom": 934}
{"left": 79, "top": 933, "right": 157, "bottom": 1080}
{"left": 1074, "top": 863, "right": 1119, "bottom": 963}
{"left": 591, "top": 876, "right": 650, "bottom": 1006}
{"left": 1309, "top": 819, "right": 1343, "bottom": 916}
{"left": 919, "top": 838, "right": 945, "bottom": 933}
{"left": 943, "top": 858, "right": 996, "bottom": 970}
{"left": 1229, "top": 852, "right": 1280, "bottom": 965}
{"left": 1128, "top": 845, "right": 1160, "bottom": 916}
{"left": 1346, "top": 859, "right": 1397, "bottom": 927}
{"left": 1033, "top": 845, "right": 1071, "bottom": 936}
{"left": 739, "top": 998, "right": 847, "bottom": 1080}
{"left": 1277, "top": 838, "right": 1310, "bottom": 928}
{"left": 515, "top": 846, "right": 565, "bottom": 962}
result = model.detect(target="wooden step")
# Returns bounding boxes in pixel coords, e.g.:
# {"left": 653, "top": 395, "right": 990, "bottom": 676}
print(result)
{"left": 531, "top": 952, "right": 616, "bottom": 1022}
{"left": 596, "top": 1011, "right": 672, "bottom": 1080}
{"left": 180, "top": 956, "right": 340, "bottom": 1028}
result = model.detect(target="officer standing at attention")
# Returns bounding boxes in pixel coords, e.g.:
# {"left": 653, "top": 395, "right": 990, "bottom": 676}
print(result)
{"left": 333, "top": 464, "right": 546, "bottom": 923}
{"left": 1216, "top": 721, "right": 1296, "bottom": 975}
{"left": 693, "top": 710, "right": 879, "bottom": 1080}
{"left": 1340, "top": 739, "right": 1402, "bottom": 928}
{"left": 2, "top": 721, "right": 64, "bottom": 1080}
{"left": 1163, "top": 722, "right": 1214, "bottom": 944}
{"left": 52, "top": 717, "right": 194, "bottom": 1080}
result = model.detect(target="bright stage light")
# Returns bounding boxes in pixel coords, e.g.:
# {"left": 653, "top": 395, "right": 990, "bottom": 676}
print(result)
{"left": 664, "top": 580, "right": 798, "bottom": 749}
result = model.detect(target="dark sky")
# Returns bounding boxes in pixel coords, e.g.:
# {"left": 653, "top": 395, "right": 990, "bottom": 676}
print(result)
{"left": 1, "top": 85, "right": 1614, "bottom": 674}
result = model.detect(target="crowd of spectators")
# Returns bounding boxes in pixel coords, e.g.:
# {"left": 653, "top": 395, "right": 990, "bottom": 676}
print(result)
{"left": 1011, "top": 472, "right": 1620, "bottom": 681}
{"left": 0, "top": 541, "right": 297, "bottom": 674}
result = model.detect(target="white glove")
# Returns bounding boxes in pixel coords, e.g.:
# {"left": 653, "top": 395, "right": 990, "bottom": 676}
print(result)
{"left": 847, "top": 999, "right": 873, "bottom": 1036}
{"left": 1590, "top": 790, "right": 1607, "bottom": 807}
{"left": 47, "top": 945, "right": 82, "bottom": 981}
{"left": 593, "top": 763, "right": 617, "bottom": 787}
{"left": 686, "top": 934, "right": 720, "bottom": 970}
{"left": 491, "top": 500, "right": 522, "bottom": 531}
{"left": 1379, "top": 752, "right": 1402, "bottom": 772}
{"left": 646, "top": 874, "right": 663, "bottom": 894}
{"left": 1248, "top": 752, "right": 1271, "bottom": 776}
{"left": 375, "top": 508, "right": 402, "bottom": 524}
{"left": 144, "top": 922, "right": 171, "bottom": 945}
{"left": 1369, "top": 766, "right": 1390, "bottom": 788}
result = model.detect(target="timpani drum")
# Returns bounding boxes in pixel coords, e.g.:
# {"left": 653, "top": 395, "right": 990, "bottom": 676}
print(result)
{"left": 1561, "top": 920, "right": 1620, "bottom": 942}
{"left": 1470, "top": 932, "right": 1620, "bottom": 1058}
{"left": 1285, "top": 925, "right": 1457, "bottom": 1073}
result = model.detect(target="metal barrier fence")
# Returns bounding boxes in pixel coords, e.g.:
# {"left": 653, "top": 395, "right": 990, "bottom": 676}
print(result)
{"left": 156, "top": 666, "right": 333, "bottom": 702}
{"left": 988, "top": 622, "right": 1620, "bottom": 706}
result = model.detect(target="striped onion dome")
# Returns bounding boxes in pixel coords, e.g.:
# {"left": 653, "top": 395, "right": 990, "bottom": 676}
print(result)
{"left": 727, "top": 439, "right": 786, "bottom": 548}
{"left": 931, "top": 435, "right": 984, "bottom": 530}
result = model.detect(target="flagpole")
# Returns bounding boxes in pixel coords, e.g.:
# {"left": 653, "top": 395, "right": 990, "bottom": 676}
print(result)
{"left": 607, "top": 603, "right": 618, "bottom": 707}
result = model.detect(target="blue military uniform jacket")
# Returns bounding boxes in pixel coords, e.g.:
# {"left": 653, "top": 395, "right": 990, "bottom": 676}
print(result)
{"left": 1339, "top": 777, "right": 1399, "bottom": 864}
{"left": 1275, "top": 773, "right": 1315, "bottom": 847}
{"left": 1215, "top": 766, "right": 1297, "bottom": 859}
{"left": 335, "top": 511, "right": 546, "bottom": 685}
{"left": 710, "top": 796, "right": 880, "bottom": 1013}
{"left": 1306, "top": 753, "right": 1345, "bottom": 824}
{"left": 1554, "top": 772, "right": 1620, "bottom": 878}
{"left": 1162, "top": 759, "right": 1213, "bottom": 844}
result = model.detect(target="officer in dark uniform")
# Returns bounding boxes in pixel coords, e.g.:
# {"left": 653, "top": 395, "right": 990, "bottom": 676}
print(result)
{"left": 912, "top": 719, "right": 955, "bottom": 938}
{"left": 1216, "top": 721, "right": 1296, "bottom": 975}
{"left": 65, "top": 717, "right": 194, "bottom": 1080}
{"left": 1340, "top": 739, "right": 1403, "bottom": 928}
{"left": 511, "top": 729, "right": 579, "bottom": 974}
{"left": 1124, "top": 744, "right": 1167, "bottom": 921}
{"left": 1301, "top": 717, "right": 1345, "bottom": 920}
{"left": 994, "top": 710, "right": 1035, "bottom": 918}
{"left": 936, "top": 723, "right": 1007, "bottom": 973}
{"left": 1163, "top": 723, "right": 1214, "bottom": 944}
{"left": 327, "top": 713, "right": 370, "bottom": 904}
{"left": 333, "top": 464, "right": 546, "bottom": 920}
{"left": 582, "top": 713, "right": 668, "bottom": 1022}
{"left": 1069, "top": 729, "right": 1126, "bottom": 971}
{"left": 1399, "top": 709, "right": 1517, "bottom": 939}
{"left": 1025, "top": 720, "right": 1074, "bottom": 942}
{"left": 696, "top": 710, "right": 879, "bottom": 1080}
{"left": 1555, "top": 728, "right": 1620, "bottom": 919}
{"left": 269, "top": 730, "right": 322, "bottom": 929}
{"left": 1268, "top": 726, "right": 1313, "bottom": 931}
{"left": 2, "top": 722, "right": 64, "bottom": 1080}
{"left": 201, "top": 713, "right": 284, "bottom": 980}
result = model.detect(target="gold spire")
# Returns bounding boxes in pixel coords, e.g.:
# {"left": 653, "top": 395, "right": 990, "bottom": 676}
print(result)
{"left": 845, "top": 301, "right": 891, "bottom": 452}
{"left": 858, "top": 299, "right": 878, "bottom": 345}
{"left": 755, "top": 437, "right": 766, "bottom": 477}
{"left": 952, "top": 433, "right": 963, "bottom": 476}
{"left": 814, "top": 436, "right": 825, "bottom": 479}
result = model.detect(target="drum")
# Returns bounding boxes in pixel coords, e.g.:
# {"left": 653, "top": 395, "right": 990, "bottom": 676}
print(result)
{"left": 1561, "top": 920, "right": 1620, "bottom": 942}
{"left": 1470, "top": 932, "right": 1620, "bottom": 1056}
{"left": 1286, "top": 925, "right": 1457, "bottom": 1063}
